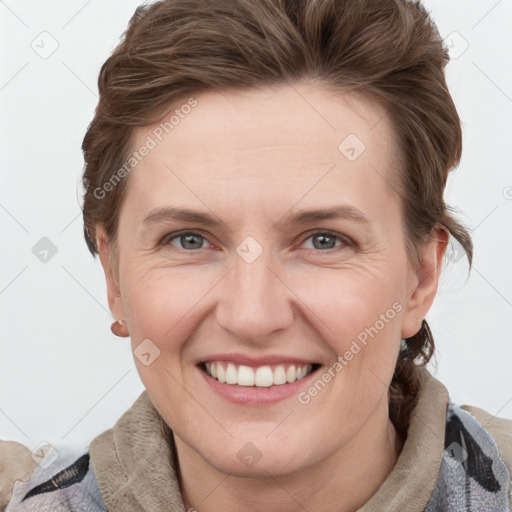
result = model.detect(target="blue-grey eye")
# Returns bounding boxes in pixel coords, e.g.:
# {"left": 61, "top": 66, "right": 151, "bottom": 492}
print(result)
{"left": 302, "top": 232, "right": 344, "bottom": 251}
{"left": 166, "top": 232, "right": 206, "bottom": 250}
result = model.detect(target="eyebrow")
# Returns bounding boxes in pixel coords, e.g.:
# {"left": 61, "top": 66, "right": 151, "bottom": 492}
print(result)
{"left": 143, "top": 207, "right": 224, "bottom": 227}
{"left": 280, "top": 205, "right": 370, "bottom": 225}
{"left": 142, "top": 205, "right": 371, "bottom": 228}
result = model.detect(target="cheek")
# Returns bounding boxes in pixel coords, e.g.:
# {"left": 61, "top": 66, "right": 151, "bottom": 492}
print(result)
{"left": 121, "top": 262, "right": 208, "bottom": 341}
{"left": 304, "top": 266, "right": 405, "bottom": 396}
{"left": 309, "top": 266, "right": 404, "bottom": 338}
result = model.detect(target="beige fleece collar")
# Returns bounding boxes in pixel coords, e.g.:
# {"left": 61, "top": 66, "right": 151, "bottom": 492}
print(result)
{"left": 89, "top": 367, "right": 449, "bottom": 512}
{"left": 358, "top": 367, "right": 449, "bottom": 511}
{"left": 89, "top": 391, "right": 185, "bottom": 511}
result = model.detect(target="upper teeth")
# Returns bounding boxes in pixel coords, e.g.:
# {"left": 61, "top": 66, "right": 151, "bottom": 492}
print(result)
{"left": 205, "top": 362, "right": 314, "bottom": 387}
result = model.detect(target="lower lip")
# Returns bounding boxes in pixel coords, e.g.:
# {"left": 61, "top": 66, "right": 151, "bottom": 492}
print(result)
{"left": 197, "top": 364, "right": 321, "bottom": 405}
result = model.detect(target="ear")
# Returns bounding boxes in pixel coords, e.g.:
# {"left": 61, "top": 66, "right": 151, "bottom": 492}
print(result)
{"left": 401, "top": 225, "right": 449, "bottom": 338}
{"left": 96, "top": 225, "right": 126, "bottom": 322}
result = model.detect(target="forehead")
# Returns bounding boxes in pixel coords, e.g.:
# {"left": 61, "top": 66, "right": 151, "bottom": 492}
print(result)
{"left": 123, "top": 82, "right": 399, "bottom": 219}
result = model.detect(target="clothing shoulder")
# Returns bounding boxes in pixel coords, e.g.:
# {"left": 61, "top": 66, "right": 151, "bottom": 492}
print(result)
{"left": 425, "top": 402, "right": 512, "bottom": 511}
{"left": 3, "top": 443, "right": 106, "bottom": 512}
{"left": 459, "top": 404, "right": 512, "bottom": 467}
{"left": 459, "top": 404, "right": 512, "bottom": 504}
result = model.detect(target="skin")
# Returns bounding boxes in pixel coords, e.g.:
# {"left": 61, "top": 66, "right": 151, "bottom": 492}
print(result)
{"left": 96, "top": 81, "right": 448, "bottom": 512}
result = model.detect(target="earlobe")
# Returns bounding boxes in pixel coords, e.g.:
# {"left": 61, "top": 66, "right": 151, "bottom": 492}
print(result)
{"left": 401, "top": 226, "right": 449, "bottom": 339}
{"left": 96, "top": 225, "right": 125, "bottom": 322}
{"left": 110, "top": 319, "right": 130, "bottom": 338}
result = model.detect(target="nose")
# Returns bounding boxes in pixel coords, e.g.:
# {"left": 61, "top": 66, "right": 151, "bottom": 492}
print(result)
{"left": 215, "top": 245, "right": 294, "bottom": 343}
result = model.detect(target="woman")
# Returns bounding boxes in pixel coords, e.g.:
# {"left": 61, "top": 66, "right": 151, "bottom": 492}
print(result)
{"left": 4, "top": 0, "right": 511, "bottom": 510}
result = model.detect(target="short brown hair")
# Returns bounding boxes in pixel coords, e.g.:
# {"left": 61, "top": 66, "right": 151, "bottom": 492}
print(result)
{"left": 81, "top": 0, "right": 473, "bottom": 440}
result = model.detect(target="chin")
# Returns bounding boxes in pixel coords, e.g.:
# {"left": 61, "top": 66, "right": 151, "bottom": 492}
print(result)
{"left": 192, "top": 428, "right": 317, "bottom": 478}
{"left": 204, "top": 447, "right": 306, "bottom": 478}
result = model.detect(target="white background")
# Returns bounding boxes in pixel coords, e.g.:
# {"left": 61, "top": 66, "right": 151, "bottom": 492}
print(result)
{"left": 1, "top": 0, "right": 511, "bottom": 457}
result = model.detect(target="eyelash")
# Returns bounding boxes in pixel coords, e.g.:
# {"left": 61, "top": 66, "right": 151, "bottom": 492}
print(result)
{"left": 159, "top": 229, "right": 355, "bottom": 254}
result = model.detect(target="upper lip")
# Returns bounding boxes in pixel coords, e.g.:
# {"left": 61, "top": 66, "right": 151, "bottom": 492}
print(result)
{"left": 198, "top": 353, "right": 320, "bottom": 367}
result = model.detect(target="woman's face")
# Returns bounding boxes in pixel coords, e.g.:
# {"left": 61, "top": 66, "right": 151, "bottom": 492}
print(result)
{"left": 98, "top": 82, "right": 443, "bottom": 477}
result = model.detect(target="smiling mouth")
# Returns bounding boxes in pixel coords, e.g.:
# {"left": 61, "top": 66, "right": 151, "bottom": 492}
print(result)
{"left": 200, "top": 361, "right": 322, "bottom": 387}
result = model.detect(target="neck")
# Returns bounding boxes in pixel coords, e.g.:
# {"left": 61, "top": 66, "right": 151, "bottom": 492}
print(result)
{"left": 175, "top": 401, "right": 404, "bottom": 512}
